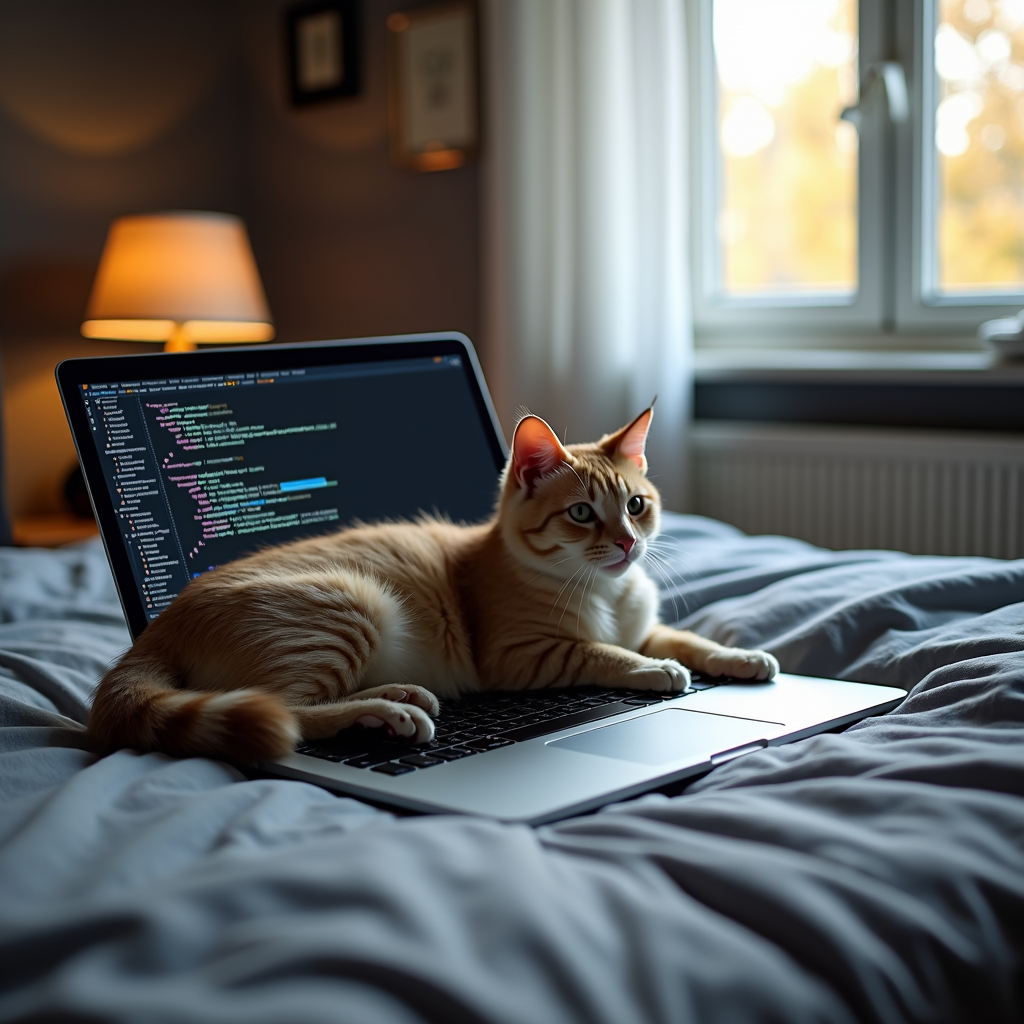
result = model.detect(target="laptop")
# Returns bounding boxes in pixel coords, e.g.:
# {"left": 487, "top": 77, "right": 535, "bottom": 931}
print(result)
{"left": 57, "top": 332, "right": 906, "bottom": 825}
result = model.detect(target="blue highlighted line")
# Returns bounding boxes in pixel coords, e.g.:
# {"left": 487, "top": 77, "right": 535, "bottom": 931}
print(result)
{"left": 280, "top": 477, "right": 327, "bottom": 492}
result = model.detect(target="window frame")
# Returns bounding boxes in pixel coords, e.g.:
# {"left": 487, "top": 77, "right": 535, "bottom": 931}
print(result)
{"left": 690, "top": 0, "right": 1024, "bottom": 348}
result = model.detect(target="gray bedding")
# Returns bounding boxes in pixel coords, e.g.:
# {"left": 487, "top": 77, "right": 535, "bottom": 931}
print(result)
{"left": 1, "top": 514, "right": 1022, "bottom": 1023}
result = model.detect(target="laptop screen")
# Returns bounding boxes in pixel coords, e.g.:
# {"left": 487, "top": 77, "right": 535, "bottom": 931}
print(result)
{"left": 63, "top": 339, "right": 505, "bottom": 629}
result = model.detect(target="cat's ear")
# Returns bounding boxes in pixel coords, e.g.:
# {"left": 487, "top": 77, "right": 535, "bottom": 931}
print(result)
{"left": 511, "top": 415, "right": 569, "bottom": 494}
{"left": 601, "top": 407, "right": 653, "bottom": 473}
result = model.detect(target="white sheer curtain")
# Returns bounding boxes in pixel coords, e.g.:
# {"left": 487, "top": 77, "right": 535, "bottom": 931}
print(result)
{"left": 482, "top": 0, "right": 693, "bottom": 510}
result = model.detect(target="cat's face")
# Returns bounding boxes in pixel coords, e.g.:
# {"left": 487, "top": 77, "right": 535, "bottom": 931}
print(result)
{"left": 498, "top": 410, "right": 661, "bottom": 583}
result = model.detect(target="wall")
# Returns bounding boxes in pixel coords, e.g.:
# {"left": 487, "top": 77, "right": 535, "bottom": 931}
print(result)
{"left": 243, "top": 0, "right": 480, "bottom": 344}
{"left": 0, "top": 0, "right": 480, "bottom": 520}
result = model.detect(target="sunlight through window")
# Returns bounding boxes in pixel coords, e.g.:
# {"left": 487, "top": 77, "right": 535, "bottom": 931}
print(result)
{"left": 934, "top": 0, "right": 1024, "bottom": 295}
{"left": 713, "top": 0, "right": 858, "bottom": 298}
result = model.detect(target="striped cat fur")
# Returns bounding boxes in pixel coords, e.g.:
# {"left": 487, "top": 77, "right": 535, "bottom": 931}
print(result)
{"left": 88, "top": 408, "right": 778, "bottom": 762}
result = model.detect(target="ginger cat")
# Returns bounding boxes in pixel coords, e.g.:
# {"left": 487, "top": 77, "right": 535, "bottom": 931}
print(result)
{"left": 88, "top": 408, "right": 778, "bottom": 762}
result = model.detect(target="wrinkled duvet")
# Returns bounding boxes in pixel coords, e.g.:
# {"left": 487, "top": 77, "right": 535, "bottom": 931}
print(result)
{"left": 1, "top": 514, "right": 1022, "bottom": 1024}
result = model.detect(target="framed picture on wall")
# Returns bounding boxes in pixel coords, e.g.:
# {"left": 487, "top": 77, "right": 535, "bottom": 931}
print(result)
{"left": 286, "top": 0, "right": 362, "bottom": 105}
{"left": 387, "top": 2, "right": 479, "bottom": 171}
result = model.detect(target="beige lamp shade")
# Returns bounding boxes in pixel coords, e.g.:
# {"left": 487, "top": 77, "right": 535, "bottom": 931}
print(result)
{"left": 82, "top": 212, "right": 274, "bottom": 351}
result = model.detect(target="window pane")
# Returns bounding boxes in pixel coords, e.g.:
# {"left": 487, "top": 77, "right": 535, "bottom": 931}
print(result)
{"left": 934, "top": 0, "right": 1024, "bottom": 295}
{"left": 713, "top": 0, "right": 858, "bottom": 298}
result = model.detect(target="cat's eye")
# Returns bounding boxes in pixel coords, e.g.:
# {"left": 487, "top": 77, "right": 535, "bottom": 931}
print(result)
{"left": 567, "top": 503, "right": 595, "bottom": 523}
{"left": 627, "top": 495, "right": 645, "bottom": 516}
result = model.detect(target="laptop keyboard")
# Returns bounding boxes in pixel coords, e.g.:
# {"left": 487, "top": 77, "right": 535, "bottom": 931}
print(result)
{"left": 295, "top": 674, "right": 723, "bottom": 776}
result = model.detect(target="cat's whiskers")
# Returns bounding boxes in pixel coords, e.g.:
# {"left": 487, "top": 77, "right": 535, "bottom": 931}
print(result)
{"left": 643, "top": 550, "right": 677, "bottom": 601}
{"left": 647, "top": 534, "right": 690, "bottom": 554}
{"left": 549, "top": 561, "right": 590, "bottom": 624}
{"left": 647, "top": 537, "right": 698, "bottom": 588}
{"left": 641, "top": 558, "right": 683, "bottom": 625}
{"left": 646, "top": 548, "right": 697, "bottom": 612}
{"left": 647, "top": 535, "right": 698, "bottom": 575}
{"left": 642, "top": 549, "right": 690, "bottom": 622}
{"left": 555, "top": 562, "right": 593, "bottom": 636}
{"left": 519, "top": 554, "right": 577, "bottom": 590}
{"left": 577, "top": 564, "right": 600, "bottom": 641}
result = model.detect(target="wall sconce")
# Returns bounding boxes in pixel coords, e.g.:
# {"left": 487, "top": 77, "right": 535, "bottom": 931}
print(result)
{"left": 387, "top": 2, "right": 478, "bottom": 172}
{"left": 82, "top": 211, "right": 274, "bottom": 352}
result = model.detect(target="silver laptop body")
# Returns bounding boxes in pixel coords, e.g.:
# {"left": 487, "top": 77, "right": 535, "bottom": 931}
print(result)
{"left": 58, "top": 332, "right": 906, "bottom": 825}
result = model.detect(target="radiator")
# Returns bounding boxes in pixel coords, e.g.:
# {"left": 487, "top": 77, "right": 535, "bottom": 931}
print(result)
{"left": 692, "top": 422, "right": 1024, "bottom": 559}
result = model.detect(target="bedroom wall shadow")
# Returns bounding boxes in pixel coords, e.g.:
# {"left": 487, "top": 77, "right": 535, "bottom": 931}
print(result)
{"left": 239, "top": 0, "right": 480, "bottom": 345}
{"left": 1, "top": 332, "right": 140, "bottom": 520}
{"left": 0, "top": 2, "right": 244, "bottom": 522}
{"left": 0, "top": 0, "right": 481, "bottom": 524}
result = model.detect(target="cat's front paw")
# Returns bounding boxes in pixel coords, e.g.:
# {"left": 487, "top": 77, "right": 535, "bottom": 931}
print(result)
{"left": 350, "top": 683, "right": 440, "bottom": 717}
{"left": 703, "top": 648, "right": 779, "bottom": 681}
{"left": 353, "top": 698, "right": 436, "bottom": 743}
{"left": 624, "top": 657, "right": 691, "bottom": 693}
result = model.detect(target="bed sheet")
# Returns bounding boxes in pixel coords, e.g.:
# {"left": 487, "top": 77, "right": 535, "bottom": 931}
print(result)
{"left": 1, "top": 516, "right": 1022, "bottom": 1024}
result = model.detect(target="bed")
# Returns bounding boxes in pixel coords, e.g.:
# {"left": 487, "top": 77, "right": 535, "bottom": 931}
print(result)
{"left": 1, "top": 512, "right": 1022, "bottom": 1023}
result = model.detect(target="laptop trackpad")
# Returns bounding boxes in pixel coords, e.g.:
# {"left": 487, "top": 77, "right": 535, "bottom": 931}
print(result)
{"left": 549, "top": 708, "right": 779, "bottom": 765}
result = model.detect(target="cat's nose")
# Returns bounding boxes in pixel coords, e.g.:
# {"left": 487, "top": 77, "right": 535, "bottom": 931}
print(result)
{"left": 616, "top": 536, "right": 635, "bottom": 556}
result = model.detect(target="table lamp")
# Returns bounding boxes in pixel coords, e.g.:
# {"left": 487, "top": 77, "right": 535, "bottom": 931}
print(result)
{"left": 81, "top": 211, "right": 274, "bottom": 352}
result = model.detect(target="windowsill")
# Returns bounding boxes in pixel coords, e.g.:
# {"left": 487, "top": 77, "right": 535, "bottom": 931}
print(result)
{"left": 693, "top": 348, "right": 1024, "bottom": 384}
{"left": 692, "top": 350, "right": 1024, "bottom": 432}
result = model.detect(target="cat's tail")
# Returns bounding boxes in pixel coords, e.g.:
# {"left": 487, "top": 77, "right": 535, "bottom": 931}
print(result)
{"left": 87, "top": 654, "right": 300, "bottom": 762}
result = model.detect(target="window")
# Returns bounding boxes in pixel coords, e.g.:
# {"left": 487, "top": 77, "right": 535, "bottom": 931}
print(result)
{"left": 928, "top": 0, "right": 1024, "bottom": 298}
{"left": 691, "top": 0, "right": 1024, "bottom": 344}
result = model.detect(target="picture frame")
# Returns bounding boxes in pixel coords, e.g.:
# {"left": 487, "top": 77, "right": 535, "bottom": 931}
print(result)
{"left": 286, "top": 0, "right": 362, "bottom": 106}
{"left": 387, "top": 2, "right": 479, "bottom": 171}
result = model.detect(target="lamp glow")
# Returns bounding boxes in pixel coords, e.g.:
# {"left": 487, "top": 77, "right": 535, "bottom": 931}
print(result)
{"left": 82, "top": 212, "right": 274, "bottom": 352}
